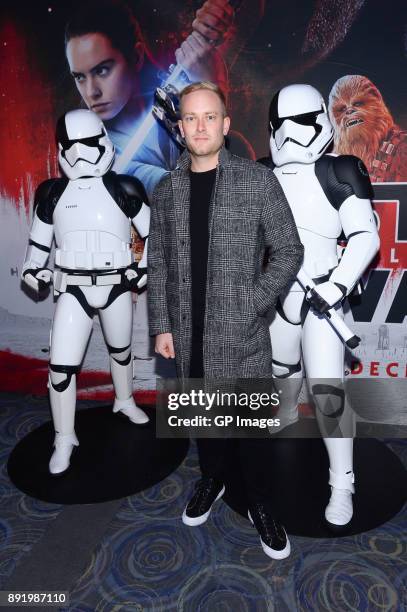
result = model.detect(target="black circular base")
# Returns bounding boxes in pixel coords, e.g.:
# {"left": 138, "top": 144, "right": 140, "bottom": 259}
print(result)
{"left": 222, "top": 438, "right": 407, "bottom": 537}
{"left": 7, "top": 405, "right": 189, "bottom": 504}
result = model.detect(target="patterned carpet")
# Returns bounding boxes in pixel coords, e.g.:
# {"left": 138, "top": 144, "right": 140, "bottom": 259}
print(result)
{"left": 0, "top": 393, "right": 406, "bottom": 611}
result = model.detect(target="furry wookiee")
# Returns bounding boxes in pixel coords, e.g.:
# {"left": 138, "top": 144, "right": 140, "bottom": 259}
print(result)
{"left": 328, "top": 75, "right": 407, "bottom": 182}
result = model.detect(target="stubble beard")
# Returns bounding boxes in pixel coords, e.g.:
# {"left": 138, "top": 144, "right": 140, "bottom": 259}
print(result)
{"left": 187, "top": 136, "right": 224, "bottom": 159}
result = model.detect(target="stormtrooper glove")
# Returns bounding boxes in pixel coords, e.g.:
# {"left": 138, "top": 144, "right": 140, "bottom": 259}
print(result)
{"left": 124, "top": 262, "right": 147, "bottom": 291}
{"left": 306, "top": 281, "right": 347, "bottom": 314}
{"left": 23, "top": 268, "right": 53, "bottom": 293}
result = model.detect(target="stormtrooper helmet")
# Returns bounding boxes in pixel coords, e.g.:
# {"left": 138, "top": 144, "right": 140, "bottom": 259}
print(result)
{"left": 269, "top": 84, "right": 333, "bottom": 166}
{"left": 57, "top": 109, "right": 114, "bottom": 180}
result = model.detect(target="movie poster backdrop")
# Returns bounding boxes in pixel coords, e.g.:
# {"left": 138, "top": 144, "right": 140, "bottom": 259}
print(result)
{"left": 0, "top": 0, "right": 406, "bottom": 400}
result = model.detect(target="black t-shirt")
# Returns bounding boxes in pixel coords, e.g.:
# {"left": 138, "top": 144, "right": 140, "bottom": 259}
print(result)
{"left": 189, "top": 167, "right": 217, "bottom": 338}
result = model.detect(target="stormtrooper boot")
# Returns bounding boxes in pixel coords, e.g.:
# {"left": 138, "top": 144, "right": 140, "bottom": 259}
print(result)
{"left": 113, "top": 397, "right": 149, "bottom": 425}
{"left": 48, "top": 369, "right": 79, "bottom": 475}
{"left": 110, "top": 349, "right": 149, "bottom": 425}
{"left": 49, "top": 432, "right": 79, "bottom": 475}
{"left": 325, "top": 468, "right": 355, "bottom": 527}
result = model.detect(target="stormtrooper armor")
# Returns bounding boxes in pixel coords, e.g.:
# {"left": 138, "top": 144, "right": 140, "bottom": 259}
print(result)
{"left": 22, "top": 109, "right": 151, "bottom": 475}
{"left": 262, "top": 84, "right": 380, "bottom": 527}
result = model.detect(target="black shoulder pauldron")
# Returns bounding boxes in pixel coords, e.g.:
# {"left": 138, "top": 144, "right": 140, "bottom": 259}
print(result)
{"left": 102, "top": 171, "right": 148, "bottom": 218}
{"left": 315, "top": 155, "right": 373, "bottom": 210}
{"left": 34, "top": 177, "right": 69, "bottom": 224}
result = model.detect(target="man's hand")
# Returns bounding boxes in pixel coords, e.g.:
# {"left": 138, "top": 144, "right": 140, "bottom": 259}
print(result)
{"left": 22, "top": 268, "right": 52, "bottom": 293}
{"left": 155, "top": 333, "right": 175, "bottom": 359}
{"left": 124, "top": 262, "right": 147, "bottom": 291}
{"left": 306, "top": 281, "right": 346, "bottom": 314}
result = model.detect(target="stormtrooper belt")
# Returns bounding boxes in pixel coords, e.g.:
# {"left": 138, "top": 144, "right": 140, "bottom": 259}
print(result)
{"left": 54, "top": 269, "right": 122, "bottom": 291}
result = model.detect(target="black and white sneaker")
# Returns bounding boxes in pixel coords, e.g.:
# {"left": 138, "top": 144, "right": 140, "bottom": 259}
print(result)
{"left": 182, "top": 477, "right": 225, "bottom": 526}
{"left": 248, "top": 503, "right": 291, "bottom": 559}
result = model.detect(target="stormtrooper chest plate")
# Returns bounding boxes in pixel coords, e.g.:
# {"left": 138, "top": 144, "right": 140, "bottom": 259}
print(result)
{"left": 273, "top": 163, "right": 342, "bottom": 238}
{"left": 274, "top": 163, "right": 342, "bottom": 279}
{"left": 53, "top": 178, "right": 132, "bottom": 270}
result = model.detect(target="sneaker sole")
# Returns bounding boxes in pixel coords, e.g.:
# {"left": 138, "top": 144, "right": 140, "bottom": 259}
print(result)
{"left": 182, "top": 485, "right": 225, "bottom": 526}
{"left": 247, "top": 510, "right": 291, "bottom": 560}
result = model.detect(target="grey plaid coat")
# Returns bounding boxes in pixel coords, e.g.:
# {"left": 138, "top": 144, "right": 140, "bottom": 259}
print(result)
{"left": 148, "top": 147, "right": 304, "bottom": 379}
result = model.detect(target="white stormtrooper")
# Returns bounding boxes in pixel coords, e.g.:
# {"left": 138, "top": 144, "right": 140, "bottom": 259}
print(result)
{"left": 22, "top": 109, "right": 151, "bottom": 475}
{"left": 260, "top": 84, "right": 380, "bottom": 528}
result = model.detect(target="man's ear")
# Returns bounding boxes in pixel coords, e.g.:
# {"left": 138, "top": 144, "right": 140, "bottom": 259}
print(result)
{"left": 223, "top": 116, "right": 231, "bottom": 136}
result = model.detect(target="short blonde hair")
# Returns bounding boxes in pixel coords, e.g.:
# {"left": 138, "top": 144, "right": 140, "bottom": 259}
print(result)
{"left": 179, "top": 81, "right": 227, "bottom": 117}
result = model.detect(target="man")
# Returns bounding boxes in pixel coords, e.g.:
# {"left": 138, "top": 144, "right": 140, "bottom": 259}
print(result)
{"left": 148, "top": 81, "right": 304, "bottom": 559}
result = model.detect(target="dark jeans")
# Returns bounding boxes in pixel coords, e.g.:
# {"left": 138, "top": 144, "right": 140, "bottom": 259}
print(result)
{"left": 190, "top": 333, "right": 272, "bottom": 505}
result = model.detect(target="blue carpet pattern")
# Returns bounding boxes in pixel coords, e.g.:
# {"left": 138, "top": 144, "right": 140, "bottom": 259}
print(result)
{"left": 0, "top": 394, "right": 406, "bottom": 611}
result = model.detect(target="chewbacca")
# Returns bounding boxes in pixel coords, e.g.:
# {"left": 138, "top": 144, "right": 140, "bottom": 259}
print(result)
{"left": 328, "top": 75, "right": 407, "bottom": 182}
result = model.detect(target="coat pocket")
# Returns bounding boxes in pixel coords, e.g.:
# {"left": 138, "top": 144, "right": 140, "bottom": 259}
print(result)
{"left": 253, "top": 280, "right": 275, "bottom": 318}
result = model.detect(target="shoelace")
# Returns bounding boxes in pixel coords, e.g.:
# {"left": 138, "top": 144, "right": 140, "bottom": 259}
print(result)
{"left": 255, "top": 506, "right": 285, "bottom": 543}
{"left": 191, "top": 479, "right": 218, "bottom": 511}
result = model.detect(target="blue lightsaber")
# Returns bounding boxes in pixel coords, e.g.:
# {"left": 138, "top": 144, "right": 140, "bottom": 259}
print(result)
{"left": 113, "top": 65, "right": 190, "bottom": 173}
